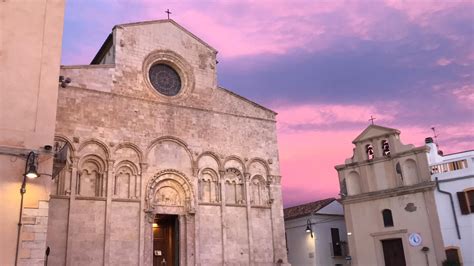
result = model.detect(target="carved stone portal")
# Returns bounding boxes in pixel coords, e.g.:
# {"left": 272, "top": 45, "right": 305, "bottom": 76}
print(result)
{"left": 145, "top": 169, "right": 195, "bottom": 215}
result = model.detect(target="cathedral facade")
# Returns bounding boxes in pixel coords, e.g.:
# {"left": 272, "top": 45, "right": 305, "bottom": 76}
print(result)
{"left": 46, "top": 20, "right": 288, "bottom": 265}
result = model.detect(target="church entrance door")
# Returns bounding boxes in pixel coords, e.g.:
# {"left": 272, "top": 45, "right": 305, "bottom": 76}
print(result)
{"left": 153, "top": 214, "right": 179, "bottom": 266}
{"left": 381, "top": 238, "right": 406, "bottom": 266}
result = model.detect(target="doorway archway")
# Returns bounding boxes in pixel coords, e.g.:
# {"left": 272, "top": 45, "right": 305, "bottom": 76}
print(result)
{"left": 144, "top": 170, "right": 196, "bottom": 266}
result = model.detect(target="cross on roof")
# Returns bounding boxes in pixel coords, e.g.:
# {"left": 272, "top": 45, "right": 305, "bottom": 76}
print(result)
{"left": 165, "top": 9, "right": 172, "bottom": 20}
{"left": 369, "top": 115, "right": 376, "bottom": 125}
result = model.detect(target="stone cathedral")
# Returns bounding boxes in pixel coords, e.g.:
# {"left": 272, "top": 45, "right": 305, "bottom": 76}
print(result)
{"left": 46, "top": 20, "right": 288, "bottom": 265}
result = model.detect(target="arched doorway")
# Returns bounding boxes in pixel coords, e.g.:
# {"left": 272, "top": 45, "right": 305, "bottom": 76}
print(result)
{"left": 144, "top": 170, "right": 195, "bottom": 266}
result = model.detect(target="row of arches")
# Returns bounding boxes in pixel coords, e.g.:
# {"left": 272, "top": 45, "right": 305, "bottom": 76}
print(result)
{"left": 52, "top": 136, "right": 273, "bottom": 207}
{"left": 53, "top": 135, "right": 272, "bottom": 173}
{"left": 341, "top": 158, "right": 420, "bottom": 196}
{"left": 198, "top": 167, "right": 270, "bottom": 206}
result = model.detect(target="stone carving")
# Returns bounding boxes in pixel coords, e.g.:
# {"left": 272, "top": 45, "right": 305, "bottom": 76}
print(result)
{"left": 145, "top": 169, "right": 194, "bottom": 214}
{"left": 155, "top": 186, "right": 181, "bottom": 206}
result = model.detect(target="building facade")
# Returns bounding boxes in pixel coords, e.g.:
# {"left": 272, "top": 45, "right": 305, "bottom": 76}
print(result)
{"left": 426, "top": 138, "right": 474, "bottom": 265}
{"left": 45, "top": 20, "right": 288, "bottom": 265}
{"left": 284, "top": 198, "right": 347, "bottom": 266}
{"left": 335, "top": 125, "right": 445, "bottom": 266}
{"left": 0, "top": 1, "right": 65, "bottom": 265}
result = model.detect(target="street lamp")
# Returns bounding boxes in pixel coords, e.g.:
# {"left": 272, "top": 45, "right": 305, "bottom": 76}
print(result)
{"left": 305, "top": 219, "right": 313, "bottom": 238}
{"left": 14, "top": 151, "right": 39, "bottom": 265}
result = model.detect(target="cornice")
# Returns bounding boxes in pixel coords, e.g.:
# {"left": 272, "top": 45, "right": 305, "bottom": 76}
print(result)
{"left": 342, "top": 181, "right": 436, "bottom": 204}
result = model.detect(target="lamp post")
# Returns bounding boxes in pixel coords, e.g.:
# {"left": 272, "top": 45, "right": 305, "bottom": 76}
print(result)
{"left": 14, "top": 151, "right": 39, "bottom": 266}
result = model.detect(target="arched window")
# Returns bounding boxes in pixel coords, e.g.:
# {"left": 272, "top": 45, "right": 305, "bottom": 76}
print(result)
{"left": 224, "top": 168, "right": 245, "bottom": 205}
{"left": 198, "top": 168, "right": 220, "bottom": 203}
{"left": 381, "top": 140, "right": 390, "bottom": 157}
{"left": 78, "top": 155, "right": 106, "bottom": 197}
{"left": 250, "top": 175, "right": 269, "bottom": 206}
{"left": 382, "top": 209, "right": 394, "bottom": 227}
{"left": 366, "top": 144, "right": 374, "bottom": 160}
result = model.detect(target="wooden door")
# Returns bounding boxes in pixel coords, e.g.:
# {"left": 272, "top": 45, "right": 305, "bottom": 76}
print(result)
{"left": 153, "top": 215, "right": 178, "bottom": 266}
{"left": 382, "top": 238, "right": 406, "bottom": 266}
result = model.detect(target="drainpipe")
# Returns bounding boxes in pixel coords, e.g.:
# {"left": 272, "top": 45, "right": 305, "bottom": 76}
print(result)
{"left": 435, "top": 177, "right": 461, "bottom": 239}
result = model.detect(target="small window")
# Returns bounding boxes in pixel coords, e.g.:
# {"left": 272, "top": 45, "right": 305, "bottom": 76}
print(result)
{"left": 381, "top": 140, "right": 390, "bottom": 157}
{"left": 382, "top": 209, "right": 394, "bottom": 227}
{"left": 445, "top": 247, "right": 461, "bottom": 264}
{"left": 457, "top": 189, "right": 474, "bottom": 214}
{"left": 366, "top": 144, "right": 375, "bottom": 160}
{"left": 331, "top": 228, "right": 342, "bottom": 256}
{"left": 467, "top": 190, "right": 474, "bottom": 212}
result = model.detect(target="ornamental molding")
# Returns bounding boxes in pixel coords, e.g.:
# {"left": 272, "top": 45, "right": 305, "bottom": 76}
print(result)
{"left": 142, "top": 49, "right": 195, "bottom": 101}
{"left": 144, "top": 169, "right": 195, "bottom": 215}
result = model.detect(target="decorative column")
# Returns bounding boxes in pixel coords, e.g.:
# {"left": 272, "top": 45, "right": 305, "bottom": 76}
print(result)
{"left": 139, "top": 162, "right": 148, "bottom": 266}
{"left": 219, "top": 169, "right": 226, "bottom": 264}
{"left": 65, "top": 157, "right": 79, "bottom": 266}
{"left": 244, "top": 172, "right": 253, "bottom": 264}
{"left": 192, "top": 165, "right": 200, "bottom": 265}
{"left": 103, "top": 159, "right": 114, "bottom": 265}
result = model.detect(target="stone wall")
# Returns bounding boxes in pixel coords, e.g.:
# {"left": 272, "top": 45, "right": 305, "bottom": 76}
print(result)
{"left": 47, "top": 20, "right": 288, "bottom": 265}
{"left": 18, "top": 201, "right": 49, "bottom": 266}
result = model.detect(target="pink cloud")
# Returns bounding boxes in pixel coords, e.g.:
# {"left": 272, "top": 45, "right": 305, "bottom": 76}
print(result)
{"left": 452, "top": 85, "right": 474, "bottom": 110}
{"left": 436, "top": 57, "right": 453, "bottom": 66}
{"left": 276, "top": 103, "right": 396, "bottom": 133}
{"left": 276, "top": 102, "right": 473, "bottom": 207}
{"left": 64, "top": 0, "right": 472, "bottom": 64}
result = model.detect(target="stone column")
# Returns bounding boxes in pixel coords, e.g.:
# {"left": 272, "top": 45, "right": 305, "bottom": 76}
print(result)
{"left": 269, "top": 175, "right": 288, "bottom": 263}
{"left": 143, "top": 212, "right": 154, "bottom": 266}
{"left": 219, "top": 170, "right": 226, "bottom": 264}
{"left": 192, "top": 165, "right": 200, "bottom": 265}
{"left": 65, "top": 157, "right": 79, "bottom": 266}
{"left": 103, "top": 159, "right": 114, "bottom": 265}
{"left": 139, "top": 162, "right": 148, "bottom": 266}
{"left": 244, "top": 172, "right": 253, "bottom": 265}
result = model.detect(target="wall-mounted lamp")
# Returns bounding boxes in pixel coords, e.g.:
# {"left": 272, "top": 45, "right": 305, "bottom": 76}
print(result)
{"left": 25, "top": 152, "right": 39, "bottom": 179}
{"left": 14, "top": 151, "right": 40, "bottom": 265}
{"left": 305, "top": 219, "right": 313, "bottom": 238}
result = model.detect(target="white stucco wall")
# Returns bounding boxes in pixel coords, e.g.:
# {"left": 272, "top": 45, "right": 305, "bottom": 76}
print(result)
{"left": 285, "top": 201, "right": 347, "bottom": 266}
{"left": 428, "top": 142, "right": 474, "bottom": 265}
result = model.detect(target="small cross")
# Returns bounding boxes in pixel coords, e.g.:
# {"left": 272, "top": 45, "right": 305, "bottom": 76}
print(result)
{"left": 369, "top": 115, "right": 376, "bottom": 125}
{"left": 165, "top": 9, "right": 172, "bottom": 20}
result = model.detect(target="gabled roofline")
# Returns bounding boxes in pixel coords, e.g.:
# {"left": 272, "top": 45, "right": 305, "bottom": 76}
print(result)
{"left": 114, "top": 19, "right": 218, "bottom": 54}
{"left": 352, "top": 124, "right": 400, "bottom": 144}
{"left": 284, "top": 197, "right": 336, "bottom": 220}
{"left": 91, "top": 33, "right": 113, "bottom": 65}
{"left": 218, "top": 86, "right": 277, "bottom": 115}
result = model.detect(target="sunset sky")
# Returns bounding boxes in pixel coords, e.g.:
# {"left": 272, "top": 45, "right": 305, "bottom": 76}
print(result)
{"left": 61, "top": 0, "right": 473, "bottom": 207}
